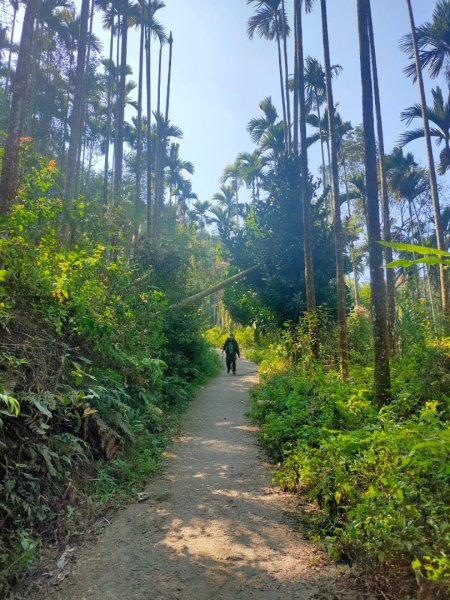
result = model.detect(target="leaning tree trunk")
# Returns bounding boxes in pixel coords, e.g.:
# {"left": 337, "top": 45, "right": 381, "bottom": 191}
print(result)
{"left": 65, "top": 0, "right": 90, "bottom": 229}
{"left": 357, "top": 0, "right": 391, "bottom": 406}
{"left": 405, "top": 0, "right": 449, "bottom": 333}
{"left": 113, "top": 0, "right": 128, "bottom": 206}
{"left": 320, "top": 0, "right": 348, "bottom": 378}
{"left": 295, "top": 1, "right": 317, "bottom": 324}
{"left": 0, "top": 0, "right": 39, "bottom": 214}
{"left": 367, "top": 0, "right": 396, "bottom": 353}
{"left": 170, "top": 265, "right": 259, "bottom": 310}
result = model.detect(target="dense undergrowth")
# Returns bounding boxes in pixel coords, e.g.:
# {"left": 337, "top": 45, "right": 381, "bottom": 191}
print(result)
{"left": 246, "top": 308, "right": 450, "bottom": 599}
{"left": 0, "top": 157, "right": 219, "bottom": 596}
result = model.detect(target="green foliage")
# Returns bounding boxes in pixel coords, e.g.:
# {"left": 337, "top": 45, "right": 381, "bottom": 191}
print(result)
{"left": 380, "top": 240, "right": 450, "bottom": 267}
{"left": 219, "top": 155, "right": 345, "bottom": 324}
{"left": 250, "top": 339, "right": 450, "bottom": 595}
{"left": 347, "top": 306, "right": 373, "bottom": 363}
{"left": 0, "top": 156, "right": 220, "bottom": 594}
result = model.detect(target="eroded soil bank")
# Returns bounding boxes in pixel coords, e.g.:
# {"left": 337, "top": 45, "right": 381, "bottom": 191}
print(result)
{"left": 16, "top": 358, "right": 363, "bottom": 600}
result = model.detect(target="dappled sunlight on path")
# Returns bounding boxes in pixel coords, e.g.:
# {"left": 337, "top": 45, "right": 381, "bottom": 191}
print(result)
{"left": 26, "top": 358, "right": 360, "bottom": 600}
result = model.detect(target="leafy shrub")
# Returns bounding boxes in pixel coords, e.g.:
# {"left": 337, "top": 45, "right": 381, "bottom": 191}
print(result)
{"left": 250, "top": 341, "right": 450, "bottom": 596}
{"left": 0, "top": 156, "right": 220, "bottom": 594}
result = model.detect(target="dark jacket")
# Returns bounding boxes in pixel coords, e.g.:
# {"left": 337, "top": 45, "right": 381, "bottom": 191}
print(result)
{"left": 223, "top": 338, "right": 240, "bottom": 358}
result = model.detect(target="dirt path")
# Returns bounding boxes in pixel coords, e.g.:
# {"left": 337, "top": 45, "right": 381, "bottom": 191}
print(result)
{"left": 26, "top": 358, "right": 361, "bottom": 600}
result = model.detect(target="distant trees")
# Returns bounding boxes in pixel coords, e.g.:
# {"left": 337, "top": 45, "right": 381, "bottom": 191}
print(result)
{"left": 0, "top": 0, "right": 198, "bottom": 246}
{"left": 247, "top": 0, "right": 290, "bottom": 151}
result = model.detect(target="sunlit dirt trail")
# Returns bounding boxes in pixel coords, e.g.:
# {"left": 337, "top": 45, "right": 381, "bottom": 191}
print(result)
{"left": 27, "top": 358, "right": 361, "bottom": 600}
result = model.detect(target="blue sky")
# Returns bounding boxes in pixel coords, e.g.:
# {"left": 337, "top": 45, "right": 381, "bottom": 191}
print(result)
{"left": 9, "top": 0, "right": 444, "bottom": 201}
{"left": 117, "top": 0, "right": 441, "bottom": 203}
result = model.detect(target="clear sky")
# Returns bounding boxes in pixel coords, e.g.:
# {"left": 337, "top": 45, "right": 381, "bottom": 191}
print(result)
{"left": 11, "top": 0, "right": 444, "bottom": 202}
{"left": 121, "top": 0, "right": 440, "bottom": 204}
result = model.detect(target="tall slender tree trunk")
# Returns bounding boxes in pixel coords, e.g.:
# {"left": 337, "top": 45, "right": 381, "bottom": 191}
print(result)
{"left": 154, "top": 41, "right": 163, "bottom": 236}
{"left": 367, "top": 1, "right": 396, "bottom": 353}
{"left": 274, "top": 13, "right": 288, "bottom": 152}
{"left": 320, "top": 0, "right": 348, "bottom": 378}
{"left": 145, "top": 26, "right": 153, "bottom": 238}
{"left": 135, "top": 5, "right": 145, "bottom": 227}
{"left": 113, "top": 0, "right": 128, "bottom": 205}
{"left": 165, "top": 32, "right": 174, "bottom": 230}
{"left": 293, "top": 6, "right": 299, "bottom": 154}
{"left": 77, "top": 0, "right": 95, "bottom": 196}
{"left": 5, "top": 3, "right": 18, "bottom": 97}
{"left": 102, "top": 24, "right": 115, "bottom": 207}
{"left": 0, "top": 0, "right": 39, "bottom": 214}
{"left": 412, "top": 199, "right": 437, "bottom": 327}
{"left": 65, "top": 0, "right": 90, "bottom": 225}
{"left": 341, "top": 150, "right": 360, "bottom": 306}
{"left": 165, "top": 31, "right": 173, "bottom": 123}
{"left": 281, "top": 0, "right": 292, "bottom": 152}
{"left": 23, "top": 13, "right": 42, "bottom": 137}
{"left": 357, "top": 0, "right": 391, "bottom": 406}
{"left": 112, "top": 20, "right": 121, "bottom": 183}
{"left": 296, "top": 0, "right": 316, "bottom": 322}
{"left": 316, "top": 96, "right": 327, "bottom": 188}
{"left": 405, "top": 0, "right": 449, "bottom": 332}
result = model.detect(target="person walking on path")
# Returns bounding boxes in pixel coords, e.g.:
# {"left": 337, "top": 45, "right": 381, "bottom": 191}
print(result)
{"left": 222, "top": 333, "right": 240, "bottom": 375}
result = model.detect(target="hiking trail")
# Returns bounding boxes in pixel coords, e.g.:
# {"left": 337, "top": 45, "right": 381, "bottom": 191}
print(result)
{"left": 23, "top": 357, "right": 361, "bottom": 600}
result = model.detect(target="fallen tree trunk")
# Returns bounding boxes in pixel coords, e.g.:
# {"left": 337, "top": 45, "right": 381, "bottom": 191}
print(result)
{"left": 170, "top": 265, "right": 259, "bottom": 310}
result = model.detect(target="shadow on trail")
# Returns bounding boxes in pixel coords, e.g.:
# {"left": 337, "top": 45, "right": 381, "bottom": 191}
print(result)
{"left": 25, "top": 358, "right": 357, "bottom": 600}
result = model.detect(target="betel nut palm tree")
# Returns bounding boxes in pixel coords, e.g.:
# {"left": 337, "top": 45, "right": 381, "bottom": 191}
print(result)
{"left": 247, "top": 0, "right": 290, "bottom": 151}
{"left": 403, "top": 0, "right": 449, "bottom": 332}
{"left": 357, "top": 0, "right": 391, "bottom": 405}
{"left": 400, "top": 0, "right": 450, "bottom": 84}
{"left": 113, "top": 0, "right": 131, "bottom": 205}
{"left": 97, "top": 0, "right": 120, "bottom": 206}
{"left": 144, "top": 1, "right": 166, "bottom": 238}
{"left": 135, "top": 0, "right": 165, "bottom": 227}
{"left": 295, "top": 0, "right": 317, "bottom": 343}
{"left": 303, "top": 55, "right": 342, "bottom": 189}
{"left": 367, "top": 1, "right": 396, "bottom": 353}
{"left": 0, "top": 0, "right": 39, "bottom": 215}
{"left": 165, "top": 142, "right": 194, "bottom": 206}
{"left": 311, "top": 0, "right": 349, "bottom": 377}
{"left": 400, "top": 86, "right": 450, "bottom": 175}
{"left": 65, "top": 0, "right": 90, "bottom": 206}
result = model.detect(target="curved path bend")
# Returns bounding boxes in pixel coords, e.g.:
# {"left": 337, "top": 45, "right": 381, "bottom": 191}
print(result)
{"left": 26, "top": 357, "right": 361, "bottom": 600}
